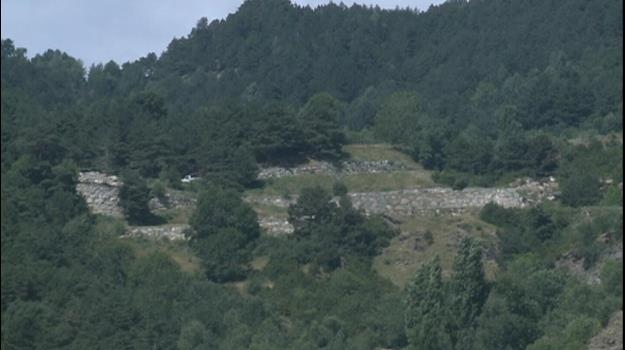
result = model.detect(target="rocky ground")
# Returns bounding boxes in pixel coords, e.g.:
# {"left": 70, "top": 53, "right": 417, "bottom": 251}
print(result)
{"left": 77, "top": 167, "right": 558, "bottom": 239}
{"left": 77, "top": 172, "right": 192, "bottom": 241}
{"left": 124, "top": 224, "right": 190, "bottom": 241}
{"left": 76, "top": 171, "right": 123, "bottom": 218}
{"left": 245, "top": 177, "right": 557, "bottom": 236}
{"left": 257, "top": 159, "right": 409, "bottom": 179}
{"left": 588, "top": 311, "right": 623, "bottom": 350}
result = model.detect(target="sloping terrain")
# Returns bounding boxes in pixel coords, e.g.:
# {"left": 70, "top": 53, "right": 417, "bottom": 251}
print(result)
{"left": 588, "top": 311, "right": 623, "bottom": 350}
{"left": 77, "top": 144, "right": 561, "bottom": 286}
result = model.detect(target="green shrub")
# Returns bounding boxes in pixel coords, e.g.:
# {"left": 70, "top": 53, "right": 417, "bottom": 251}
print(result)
{"left": 120, "top": 171, "right": 162, "bottom": 225}
{"left": 333, "top": 181, "right": 348, "bottom": 196}
{"left": 601, "top": 260, "right": 623, "bottom": 299}
{"left": 560, "top": 174, "right": 602, "bottom": 207}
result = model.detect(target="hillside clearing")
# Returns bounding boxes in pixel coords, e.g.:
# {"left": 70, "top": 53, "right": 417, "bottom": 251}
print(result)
{"left": 373, "top": 211, "right": 499, "bottom": 287}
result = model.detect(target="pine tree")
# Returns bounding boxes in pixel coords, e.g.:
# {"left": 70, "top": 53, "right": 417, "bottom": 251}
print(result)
{"left": 448, "top": 238, "right": 490, "bottom": 349}
{"left": 298, "top": 92, "right": 346, "bottom": 160}
{"left": 405, "top": 257, "right": 453, "bottom": 350}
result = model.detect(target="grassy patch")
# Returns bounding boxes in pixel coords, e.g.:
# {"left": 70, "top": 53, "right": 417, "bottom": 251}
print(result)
{"left": 344, "top": 143, "right": 418, "bottom": 166}
{"left": 158, "top": 207, "right": 194, "bottom": 225}
{"left": 93, "top": 215, "right": 127, "bottom": 236}
{"left": 124, "top": 239, "right": 203, "bottom": 274}
{"left": 247, "top": 169, "right": 434, "bottom": 198}
{"left": 248, "top": 175, "right": 335, "bottom": 197}
{"left": 251, "top": 203, "right": 289, "bottom": 218}
{"left": 251, "top": 256, "right": 269, "bottom": 271}
{"left": 373, "top": 211, "right": 498, "bottom": 288}
{"left": 246, "top": 144, "right": 434, "bottom": 199}
{"left": 343, "top": 170, "right": 434, "bottom": 192}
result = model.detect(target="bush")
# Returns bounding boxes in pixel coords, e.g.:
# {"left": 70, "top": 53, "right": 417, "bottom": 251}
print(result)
{"left": 601, "top": 260, "right": 623, "bottom": 299}
{"left": 119, "top": 171, "right": 162, "bottom": 225}
{"left": 189, "top": 186, "right": 260, "bottom": 282}
{"left": 560, "top": 174, "right": 602, "bottom": 207}
{"left": 150, "top": 179, "right": 167, "bottom": 200}
{"left": 480, "top": 203, "right": 519, "bottom": 228}
{"left": 333, "top": 181, "right": 348, "bottom": 196}
{"left": 193, "top": 228, "right": 250, "bottom": 282}
{"left": 452, "top": 176, "right": 469, "bottom": 191}
{"left": 432, "top": 171, "right": 456, "bottom": 188}
{"left": 600, "top": 186, "right": 623, "bottom": 206}
{"left": 527, "top": 316, "right": 601, "bottom": 350}
{"left": 424, "top": 230, "right": 434, "bottom": 246}
{"left": 189, "top": 186, "right": 259, "bottom": 240}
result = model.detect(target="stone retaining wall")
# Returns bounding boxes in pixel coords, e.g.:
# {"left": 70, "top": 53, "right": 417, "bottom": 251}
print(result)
{"left": 258, "top": 160, "right": 408, "bottom": 179}
{"left": 244, "top": 196, "right": 295, "bottom": 208}
{"left": 349, "top": 187, "right": 526, "bottom": 217}
{"left": 124, "top": 224, "right": 190, "bottom": 241}
{"left": 245, "top": 180, "right": 555, "bottom": 220}
{"left": 78, "top": 170, "right": 558, "bottom": 238}
{"left": 246, "top": 178, "right": 557, "bottom": 235}
{"left": 258, "top": 217, "right": 295, "bottom": 236}
{"left": 149, "top": 189, "right": 197, "bottom": 212}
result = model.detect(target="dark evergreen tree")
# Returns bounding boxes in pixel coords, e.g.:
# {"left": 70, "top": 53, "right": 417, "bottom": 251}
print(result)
{"left": 448, "top": 238, "right": 490, "bottom": 349}
{"left": 119, "top": 171, "right": 155, "bottom": 225}
{"left": 405, "top": 257, "right": 452, "bottom": 350}
{"left": 560, "top": 173, "right": 602, "bottom": 207}
{"left": 298, "top": 92, "right": 346, "bottom": 160}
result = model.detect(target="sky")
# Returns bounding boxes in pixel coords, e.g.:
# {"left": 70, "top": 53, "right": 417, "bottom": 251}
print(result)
{"left": 1, "top": 0, "right": 443, "bottom": 67}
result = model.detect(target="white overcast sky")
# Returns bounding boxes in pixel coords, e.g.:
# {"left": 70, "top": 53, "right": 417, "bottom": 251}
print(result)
{"left": 1, "top": 0, "right": 443, "bottom": 67}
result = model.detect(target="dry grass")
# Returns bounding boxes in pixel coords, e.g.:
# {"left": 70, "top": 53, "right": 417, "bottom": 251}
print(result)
{"left": 251, "top": 256, "right": 270, "bottom": 271}
{"left": 247, "top": 202, "right": 290, "bottom": 218}
{"left": 343, "top": 144, "right": 419, "bottom": 166}
{"left": 248, "top": 175, "right": 335, "bottom": 197}
{"left": 124, "top": 239, "right": 203, "bottom": 274}
{"left": 373, "top": 211, "right": 499, "bottom": 288}
{"left": 160, "top": 207, "right": 194, "bottom": 224}
{"left": 247, "top": 169, "right": 434, "bottom": 198}
{"left": 246, "top": 144, "right": 433, "bottom": 199}
{"left": 226, "top": 281, "right": 250, "bottom": 297}
{"left": 244, "top": 144, "right": 500, "bottom": 288}
{"left": 342, "top": 170, "right": 434, "bottom": 192}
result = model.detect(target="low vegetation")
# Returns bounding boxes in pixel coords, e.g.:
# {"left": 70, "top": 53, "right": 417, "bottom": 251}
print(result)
{"left": 373, "top": 212, "right": 498, "bottom": 286}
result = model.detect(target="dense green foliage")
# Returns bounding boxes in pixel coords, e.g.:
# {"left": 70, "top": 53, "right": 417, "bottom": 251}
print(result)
{"left": 119, "top": 171, "right": 162, "bottom": 225}
{"left": 1, "top": 0, "right": 622, "bottom": 348}
{"left": 404, "top": 238, "right": 489, "bottom": 350}
{"left": 476, "top": 204, "right": 623, "bottom": 349}
{"left": 287, "top": 186, "right": 396, "bottom": 270}
{"left": 190, "top": 186, "right": 260, "bottom": 282}
{"left": 3, "top": 0, "right": 622, "bottom": 184}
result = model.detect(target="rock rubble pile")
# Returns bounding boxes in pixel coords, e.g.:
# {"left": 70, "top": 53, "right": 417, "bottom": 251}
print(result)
{"left": 257, "top": 160, "right": 408, "bottom": 179}
{"left": 76, "top": 171, "right": 124, "bottom": 218}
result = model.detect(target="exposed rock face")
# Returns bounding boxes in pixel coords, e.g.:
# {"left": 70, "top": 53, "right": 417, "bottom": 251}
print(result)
{"left": 258, "top": 217, "right": 295, "bottom": 236}
{"left": 512, "top": 177, "right": 560, "bottom": 203}
{"left": 247, "top": 179, "right": 556, "bottom": 218}
{"left": 149, "top": 189, "right": 197, "bottom": 212}
{"left": 77, "top": 172, "right": 193, "bottom": 240}
{"left": 76, "top": 172, "right": 124, "bottom": 218}
{"left": 257, "top": 160, "right": 408, "bottom": 179}
{"left": 588, "top": 311, "right": 623, "bottom": 350}
{"left": 556, "top": 242, "right": 623, "bottom": 286}
{"left": 124, "top": 224, "right": 190, "bottom": 241}
{"left": 246, "top": 179, "right": 557, "bottom": 235}
{"left": 349, "top": 187, "right": 527, "bottom": 217}
{"left": 78, "top": 170, "right": 558, "bottom": 238}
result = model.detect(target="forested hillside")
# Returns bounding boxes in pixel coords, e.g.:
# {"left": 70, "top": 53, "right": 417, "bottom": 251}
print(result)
{"left": 1, "top": 0, "right": 622, "bottom": 349}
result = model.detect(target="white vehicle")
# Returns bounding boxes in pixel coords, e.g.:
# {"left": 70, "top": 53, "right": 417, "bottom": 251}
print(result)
{"left": 181, "top": 174, "right": 200, "bottom": 183}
